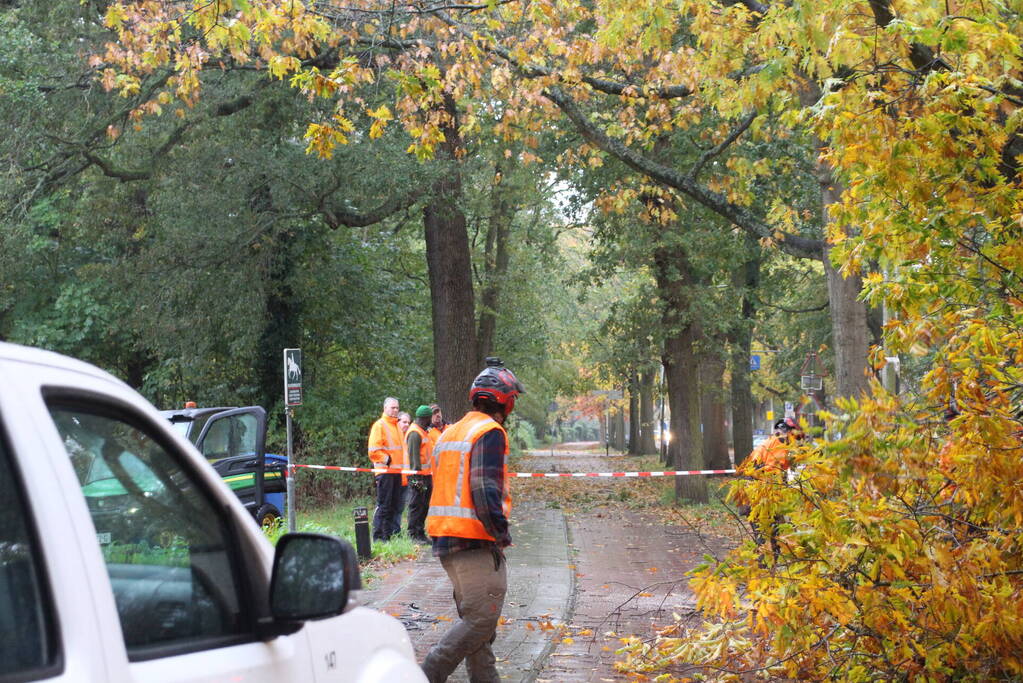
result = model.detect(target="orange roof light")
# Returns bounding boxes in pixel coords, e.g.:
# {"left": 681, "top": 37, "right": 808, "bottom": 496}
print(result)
{"left": 184, "top": 401, "right": 197, "bottom": 409}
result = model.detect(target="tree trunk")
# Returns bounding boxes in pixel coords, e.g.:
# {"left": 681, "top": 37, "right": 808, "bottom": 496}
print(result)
{"left": 700, "top": 350, "right": 731, "bottom": 470}
{"left": 424, "top": 93, "right": 478, "bottom": 421}
{"left": 639, "top": 370, "right": 657, "bottom": 455}
{"left": 248, "top": 180, "right": 301, "bottom": 415}
{"left": 820, "top": 175, "right": 870, "bottom": 399}
{"left": 654, "top": 246, "right": 707, "bottom": 503}
{"left": 613, "top": 401, "right": 626, "bottom": 452}
{"left": 628, "top": 373, "right": 640, "bottom": 455}
{"left": 477, "top": 159, "right": 513, "bottom": 360}
{"left": 729, "top": 243, "right": 759, "bottom": 466}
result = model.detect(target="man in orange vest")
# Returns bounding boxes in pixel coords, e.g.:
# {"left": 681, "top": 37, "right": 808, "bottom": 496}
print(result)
{"left": 741, "top": 417, "right": 798, "bottom": 475}
{"left": 736, "top": 417, "right": 801, "bottom": 553}
{"left": 405, "top": 404, "right": 435, "bottom": 544}
{"left": 368, "top": 396, "right": 406, "bottom": 541}
{"left": 420, "top": 358, "right": 524, "bottom": 683}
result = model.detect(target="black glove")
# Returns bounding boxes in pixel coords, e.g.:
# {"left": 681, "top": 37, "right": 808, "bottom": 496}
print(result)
{"left": 492, "top": 547, "right": 504, "bottom": 571}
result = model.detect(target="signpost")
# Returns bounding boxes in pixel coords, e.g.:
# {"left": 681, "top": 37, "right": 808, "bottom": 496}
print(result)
{"left": 284, "top": 348, "right": 302, "bottom": 406}
{"left": 750, "top": 354, "right": 761, "bottom": 371}
{"left": 283, "top": 348, "right": 301, "bottom": 532}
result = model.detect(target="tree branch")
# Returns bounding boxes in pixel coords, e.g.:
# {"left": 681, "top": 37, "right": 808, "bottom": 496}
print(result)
{"left": 435, "top": 11, "right": 693, "bottom": 100}
{"left": 688, "top": 110, "right": 756, "bottom": 180}
{"left": 756, "top": 296, "right": 829, "bottom": 314}
{"left": 81, "top": 149, "right": 153, "bottom": 182}
{"left": 542, "top": 86, "right": 824, "bottom": 261}
{"left": 215, "top": 94, "right": 254, "bottom": 116}
{"left": 319, "top": 186, "right": 426, "bottom": 228}
{"left": 754, "top": 379, "right": 789, "bottom": 398}
{"left": 725, "top": 0, "right": 770, "bottom": 16}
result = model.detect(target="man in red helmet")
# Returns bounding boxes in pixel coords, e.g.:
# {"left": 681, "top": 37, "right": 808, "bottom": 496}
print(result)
{"left": 420, "top": 358, "right": 524, "bottom": 683}
{"left": 736, "top": 416, "right": 802, "bottom": 554}
{"left": 743, "top": 417, "right": 801, "bottom": 474}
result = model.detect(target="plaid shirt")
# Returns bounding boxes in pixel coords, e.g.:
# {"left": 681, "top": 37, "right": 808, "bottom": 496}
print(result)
{"left": 432, "top": 426, "right": 511, "bottom": 558}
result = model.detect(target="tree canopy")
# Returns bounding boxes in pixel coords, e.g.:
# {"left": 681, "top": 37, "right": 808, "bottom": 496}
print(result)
{"left": 4, "top": 0, "right": 1023, "bottom": 677}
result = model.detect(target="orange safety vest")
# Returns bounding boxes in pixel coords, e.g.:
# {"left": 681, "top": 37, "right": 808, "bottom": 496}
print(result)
{"left": 368, "top": 414, "right": 404, "bottom": 470}
{"left": 426, "top": 411, "right": 511, "bottom": 541}
{"left": 406, "top": 422, "right": 434, "bottom": 475}
{"left": 740, "top": 435, "right": 791, "bottom": 474}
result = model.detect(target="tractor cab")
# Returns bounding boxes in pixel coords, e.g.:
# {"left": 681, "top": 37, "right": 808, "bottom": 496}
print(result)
{"left": 160, "top": 403, "right": 286, "bottom": 527}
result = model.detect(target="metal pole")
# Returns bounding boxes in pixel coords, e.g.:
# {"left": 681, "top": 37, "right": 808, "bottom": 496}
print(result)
{"left": 353, "top": 506, "right": 371, "bottom": 560}
{"left": 286, "top": 406, "right": 297, "bottom": 533}
{"left": 881, "top": 304, "right": 897, "bottom": 394}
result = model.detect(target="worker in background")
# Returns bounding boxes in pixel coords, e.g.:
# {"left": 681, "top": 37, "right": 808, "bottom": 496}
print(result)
{"left": 398, "top": 411, "right": 412, "bottom": 434}
{"left": 368, "top": 396, "right": 406, "bottom": 542}
{"left": 743, "top": 417, "right": 799, "bottom": 474}
{"left": 736, "top": 416, "right": 802, "bottom": 554}
{"left": 420, "top": 358, "right": 524, "bottom": 683}
{"left": 405, "top": 405, "right": 435, "bottom": 545}
{"left": 430, "top": 403, "right": 449, "bottom": 436}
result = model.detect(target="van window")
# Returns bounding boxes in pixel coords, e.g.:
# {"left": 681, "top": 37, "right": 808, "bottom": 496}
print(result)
{"left": 199, "top": 413, "right": 258, "bottom": 462}
{"left": 49, "top": 407, "right": 249, "bottom": 659}
{"left": 0, "top": 429, "right": 60, "bottom": 677}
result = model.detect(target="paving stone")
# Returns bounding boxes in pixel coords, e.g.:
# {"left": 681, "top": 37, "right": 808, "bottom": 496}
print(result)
{"left": 357, "top": 449, "right": 733, "bottom": 682}
{"left": 359, "top": 503, "right": 573, "bottom": 682}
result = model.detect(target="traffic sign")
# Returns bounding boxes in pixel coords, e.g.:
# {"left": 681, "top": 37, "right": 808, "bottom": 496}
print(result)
{"left": 750, "top": 354, "right": 761, "bottom": 371}
{"left": 284, "top": 348, "right": 302, "bottom": 406}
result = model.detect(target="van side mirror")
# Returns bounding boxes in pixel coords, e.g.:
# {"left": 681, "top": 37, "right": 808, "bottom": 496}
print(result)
{"left": 263, "top": 533, "right": 361, "bottom": 636}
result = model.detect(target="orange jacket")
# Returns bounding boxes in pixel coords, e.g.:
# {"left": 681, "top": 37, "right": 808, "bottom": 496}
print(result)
{"left": 740, "top": 435, "right": 791, "bottom": 474}
{"left": 406, "top": 422, "right": 435, "bottom": 475}
{"left": 368, "top": 414, "right": 404, "bottom": 469}
{"left": 426, "top": 412, "right": 511, "bottom": 541}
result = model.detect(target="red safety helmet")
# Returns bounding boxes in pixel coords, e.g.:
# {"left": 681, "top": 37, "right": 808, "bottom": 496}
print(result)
{"left": 469, "top": 357, "right": 525, "bottom": 413}
{"left": 775, "top": 416, "right": 800, "bottom": 432}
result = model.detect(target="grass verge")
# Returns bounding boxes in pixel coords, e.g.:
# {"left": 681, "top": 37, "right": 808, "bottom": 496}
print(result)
{"left": 261, "top": 497, "right": 422, "bottom": 583}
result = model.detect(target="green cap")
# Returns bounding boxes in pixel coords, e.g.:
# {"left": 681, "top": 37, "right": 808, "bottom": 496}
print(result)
{"left": 415, "top": 405, "right": 433, "bottom": 418}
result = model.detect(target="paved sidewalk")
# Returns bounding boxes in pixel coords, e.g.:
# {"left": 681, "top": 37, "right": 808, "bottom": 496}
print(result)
{"left": 357, "top": 450, "right": 733, "bottom": 681}
{"left": 359, "top": 503, "right": 574, "bottom": 681}
{"left": 523, "top": 453, "right": 732, "bottom": 682}
{"left": 533, "top": 507, "right": 711, "bottom": 682}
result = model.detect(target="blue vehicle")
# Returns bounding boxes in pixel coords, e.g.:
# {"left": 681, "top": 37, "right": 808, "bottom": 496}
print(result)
{"left": 160, "top": 404, "right": 286, "bottom": 527}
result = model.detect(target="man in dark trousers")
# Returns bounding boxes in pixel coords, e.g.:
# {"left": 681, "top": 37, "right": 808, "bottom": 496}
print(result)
{"left": 405, "top": 404, "right": 435, "bottom": 544}
{"left": 420, "top": 358, "right": 524, "bottom": 683}
{"left": 367, "top": 396, "right": 405, "bottom": 541}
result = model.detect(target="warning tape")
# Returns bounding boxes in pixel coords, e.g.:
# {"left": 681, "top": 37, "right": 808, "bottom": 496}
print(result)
{"left": 290, "top": 464, "right": 735, "bottom": 477}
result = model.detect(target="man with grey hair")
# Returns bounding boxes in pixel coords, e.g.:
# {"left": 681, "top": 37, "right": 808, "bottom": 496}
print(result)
{"left": 368, "top": 396, "right": 406, "bottom": 541}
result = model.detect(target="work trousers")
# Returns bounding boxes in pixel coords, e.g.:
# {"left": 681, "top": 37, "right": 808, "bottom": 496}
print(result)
{"left": 406, "top": 476, "right": 433, "bottom": 540}
{"left": 421, "top": 547, "right": 507, "bottom": 683}
{"left": 372, "top": 473, "right": 406, "bottom": 541}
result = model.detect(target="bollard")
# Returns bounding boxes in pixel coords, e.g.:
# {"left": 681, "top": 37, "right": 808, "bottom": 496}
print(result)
{"left": 353, "top": 506, "right": 371, "bottom": 560}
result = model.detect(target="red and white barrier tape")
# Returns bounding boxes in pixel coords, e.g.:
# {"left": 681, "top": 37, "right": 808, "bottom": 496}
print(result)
{"left": 289, "top": 464, "right": 735, "bottom": 477}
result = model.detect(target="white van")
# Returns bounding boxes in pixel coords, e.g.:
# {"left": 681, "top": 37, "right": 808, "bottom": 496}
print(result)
{"left": 0, "top": 342, "right": 425, "bottom": 682}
